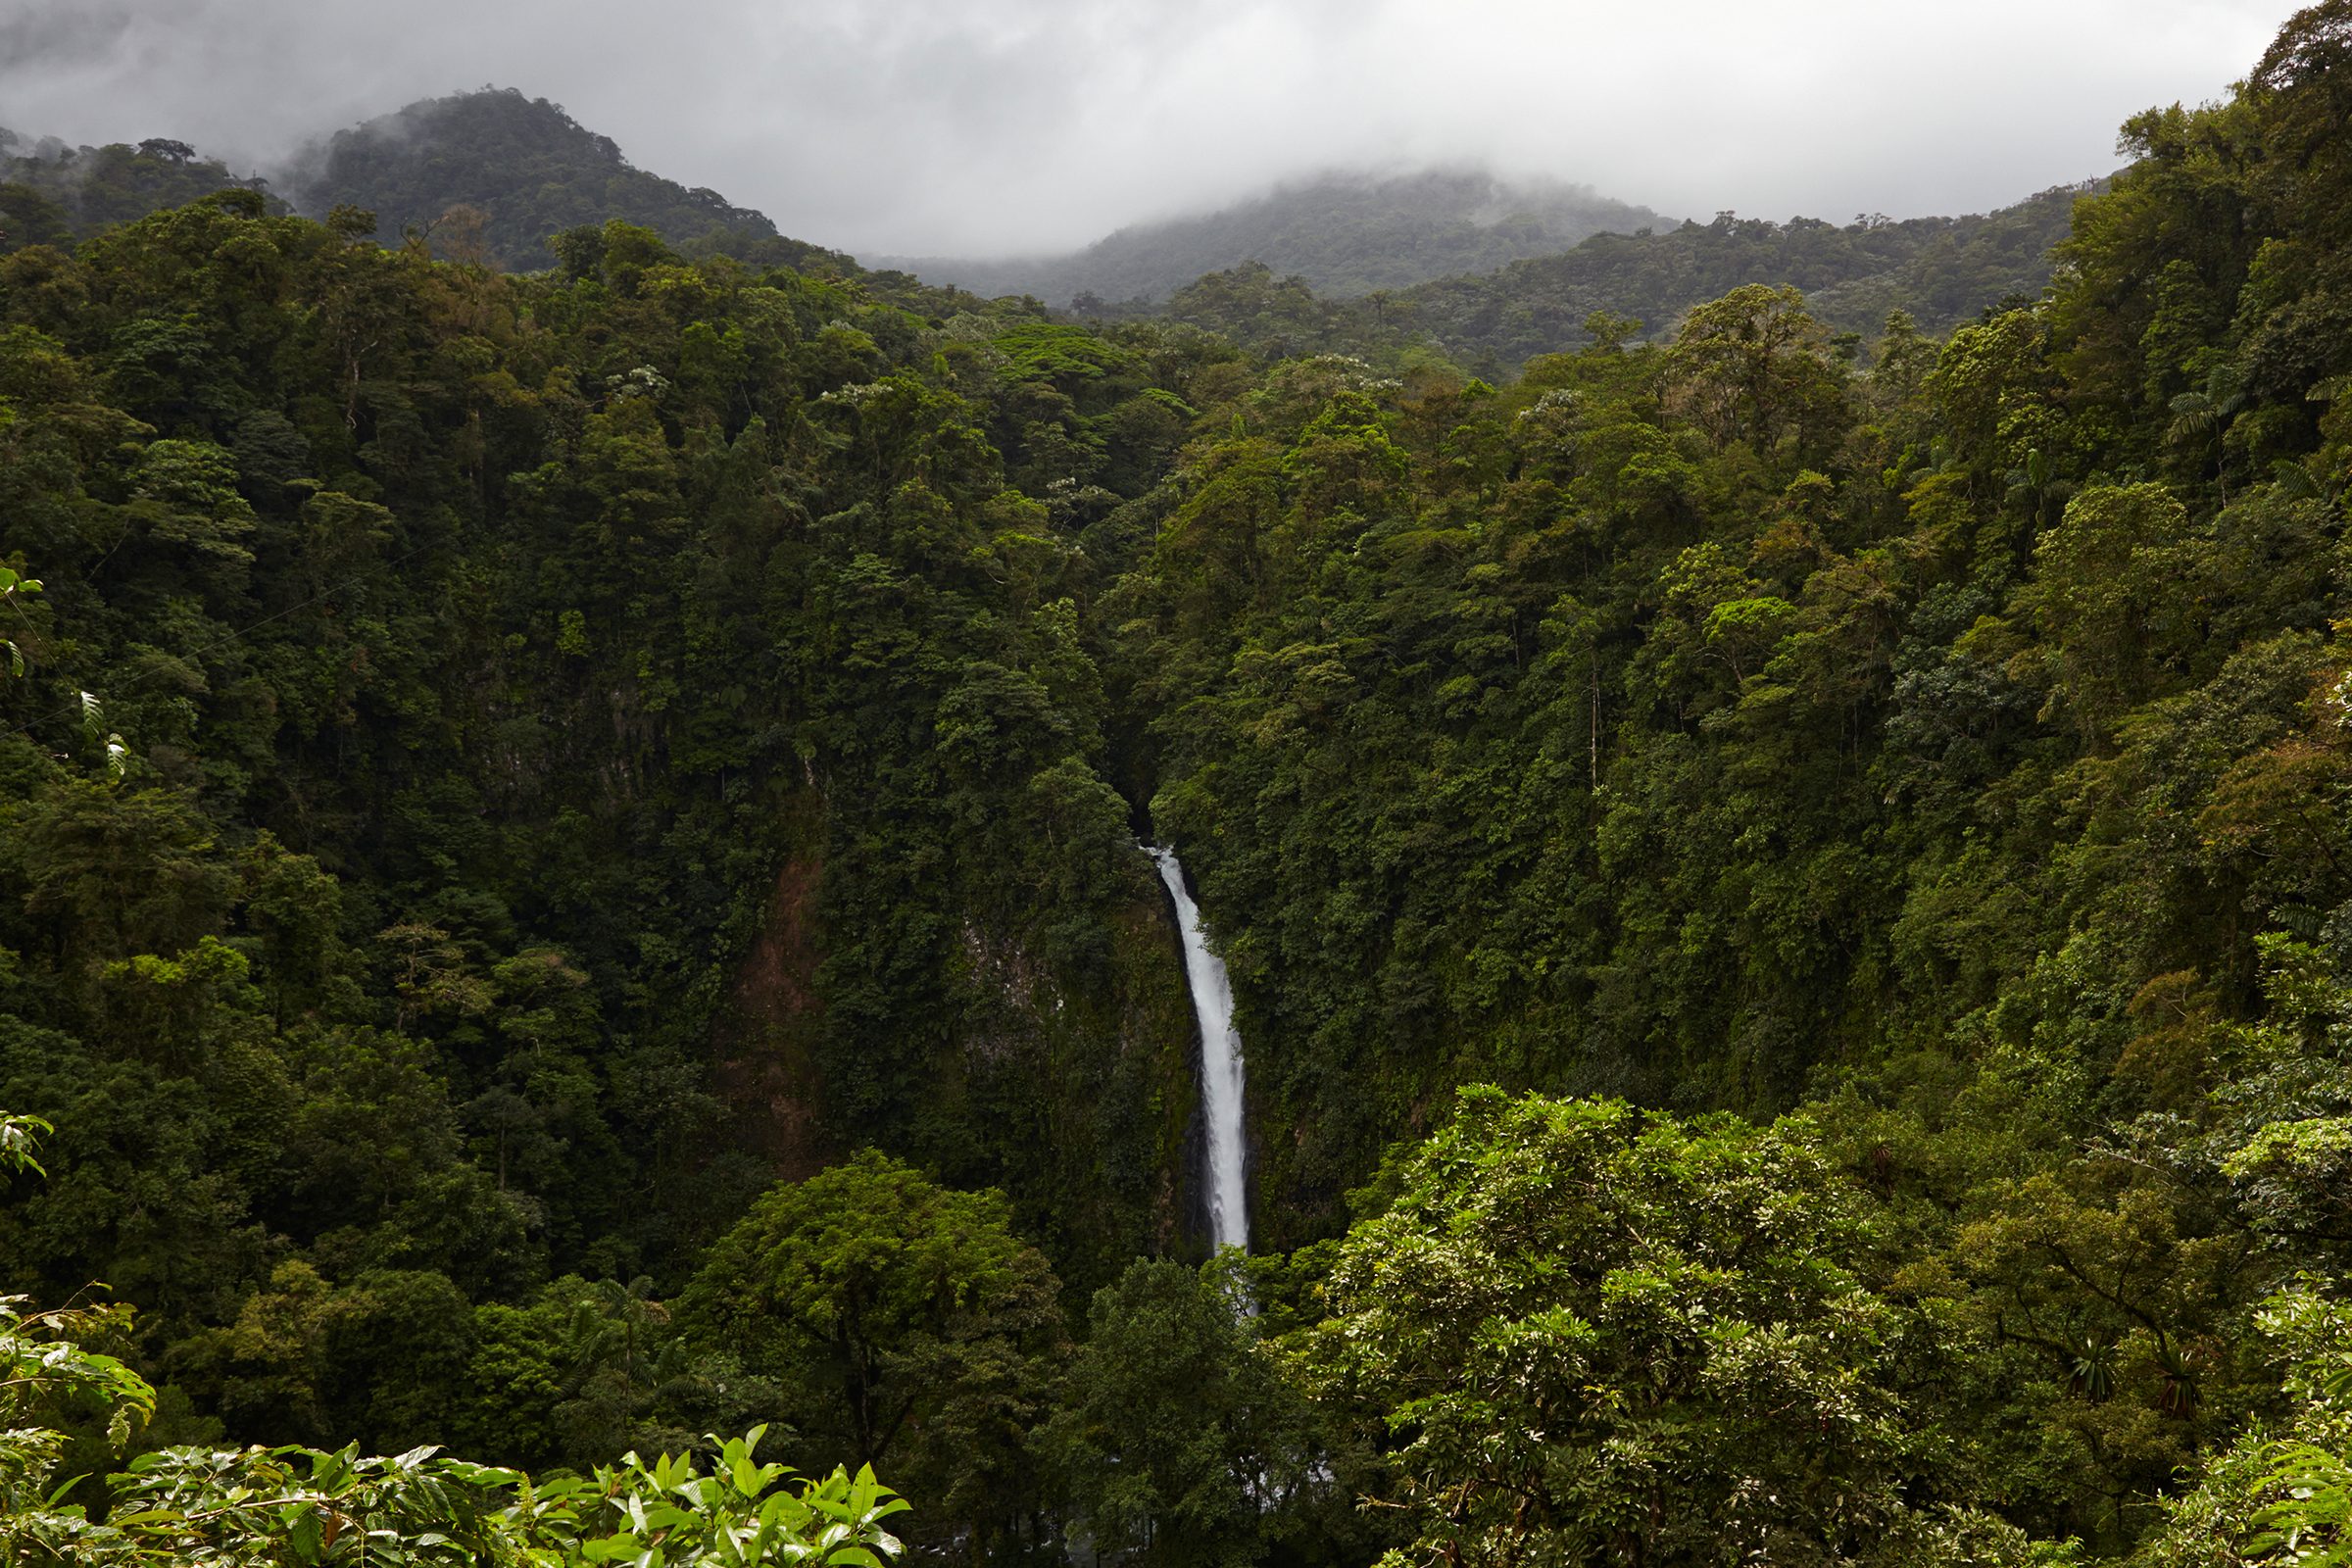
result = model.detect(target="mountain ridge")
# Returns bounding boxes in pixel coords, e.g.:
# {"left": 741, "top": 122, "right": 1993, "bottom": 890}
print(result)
{"left": 5, "top": 89, "right": 2083, "bottom": 374}
{"left": 885, "top": 166, "right": 1675, "bottom": 304}
{"left": 274, "top": 86, "right": 855, "bottom": 272}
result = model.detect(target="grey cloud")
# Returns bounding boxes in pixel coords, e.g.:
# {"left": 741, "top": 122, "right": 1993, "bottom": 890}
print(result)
{"left": 0, "top": 0, "right": 2307, "bottom": 259}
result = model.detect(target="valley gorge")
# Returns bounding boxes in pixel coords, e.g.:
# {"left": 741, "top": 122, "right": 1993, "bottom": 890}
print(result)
{"left": 6, "top": 5, "right": 2352, "bottom": 1564}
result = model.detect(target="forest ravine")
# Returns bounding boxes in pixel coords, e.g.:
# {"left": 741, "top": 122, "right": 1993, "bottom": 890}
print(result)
{"left": 7, "top": 6, "right": 2352, "bottom": 1566}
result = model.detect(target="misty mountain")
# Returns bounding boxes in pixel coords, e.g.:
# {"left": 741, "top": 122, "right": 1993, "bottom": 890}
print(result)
{"left": 888, "top": 169, "right": 1673, "bottom": 306}
{"left": 1145, "top": 183, "right": 2087, "bottom": 371}
{"left": 1, "top": 128, "right": 282, "bottom": 252}
{"left": 277, "top": 88, "right": 853, "bottom": 273}
{"left": 1, "top": 90, "right": 2076, "bottom": 377}
{"left": 1394, "top": 182, "right": 2091, "bottom": 363}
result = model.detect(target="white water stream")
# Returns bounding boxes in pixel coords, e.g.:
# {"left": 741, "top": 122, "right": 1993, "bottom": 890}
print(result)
{"left": 1150, "top": 846, "right": 1250, "bottom": 1253}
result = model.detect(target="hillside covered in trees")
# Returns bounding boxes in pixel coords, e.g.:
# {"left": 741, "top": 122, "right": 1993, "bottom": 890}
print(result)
{"left": 9, "top": 4, "right": 2352, "bottom": 1565}
{"left": 1402, "top": 179, "right": 2090, "bottom": 357}
{"left": 0, "top": 130, "right": 284, "bottom": 256}
{"left": 1141, "top": 181, "right": 2087, "bottom": 372}
{"left": 10, "top": 93, "right": 2077, "bottom": 381}
{"left": 278, "top": 88, "right": 858, "bottom": 272}
{"left": 891, "top": 168, "right": 1672, "bottom": 305}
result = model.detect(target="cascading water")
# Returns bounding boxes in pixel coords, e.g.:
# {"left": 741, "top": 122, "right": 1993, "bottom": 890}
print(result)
{"left": 1150, "top": 846, "right": 1250, "bottom": 1253}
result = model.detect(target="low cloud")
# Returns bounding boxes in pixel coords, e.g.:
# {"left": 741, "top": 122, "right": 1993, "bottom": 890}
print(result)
{"left": 0, "top": 0, "right": 2303, "bottom": 258}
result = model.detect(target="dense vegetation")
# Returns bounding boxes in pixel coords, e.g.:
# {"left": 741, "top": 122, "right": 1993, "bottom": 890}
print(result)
{"left": 893, "top": 170, "right": 1669, "bottom": 307}
{"left": 280, "top": 89, "right": 856, "bottom": 272}
{"left": 5, "top": 95, "right": 2072, "bottom": 384}
{"left": 0, "top": 182, "right": 1219, "bottom": 1553}
{"left": 1141, "top": 182, "right": 2084, "bottom": 373}
{"left": 1400, "top": 181, "right": 2087, "bottom": 361}
{"left": 1, "top": 131, "right": 284, "bottom": 255}
{"left": 9, "top": 5, "right": 2352, "bottom": 1564}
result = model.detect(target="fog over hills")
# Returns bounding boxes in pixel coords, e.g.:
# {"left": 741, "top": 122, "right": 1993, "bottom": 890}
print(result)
{"left": 0, "top": 0, "right": 2291, "bottom": 257}
{"left": 3, "top": 86, "right": 2082, "bottom": 370}
{"left": 882, "top": 169, "right": 1673, "bottom": 306}
{"left": 274, "top": 88, "right": 852, "bottom": 273}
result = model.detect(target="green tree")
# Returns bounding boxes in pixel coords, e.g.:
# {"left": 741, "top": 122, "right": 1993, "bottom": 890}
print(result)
{"left": 2012, "top": 483, "right": 2211, "bottom": 740}
{"left": 0, "top": 1111, "right": 910, "bottom": 1564}
{"left": 1039, "top": 1258, "right": 1319, "bottom": 1568}
{"left": 0, "top": 564, "right": 38, "bottom": 675}
{"left": 1667, "top": 282, "right": 1849, "bottom": 459}
{"left": 2132, "top": 1285, "right": 2352, "bottom": 1567}
{"left": 1302, "top": 1087, "right": 2025, "bottom": 1567}
{"left": 679, "top": 1151, "right": 1066, "bottom": 1559}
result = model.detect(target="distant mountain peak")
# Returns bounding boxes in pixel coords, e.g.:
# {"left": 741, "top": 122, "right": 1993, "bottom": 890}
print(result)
{"left": 888, "top": 164, "right": 1671, "bottom": 306}
{"left": 278, "top": 86, "right": 844, "bottom": 273}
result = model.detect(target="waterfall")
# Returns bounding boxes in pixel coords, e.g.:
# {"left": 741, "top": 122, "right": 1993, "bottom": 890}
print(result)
{"left": 1150, "top": 846, "right": 1250, "bottom": 1253}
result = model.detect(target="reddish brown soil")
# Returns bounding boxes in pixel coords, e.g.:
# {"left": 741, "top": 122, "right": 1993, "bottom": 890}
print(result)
{"left": 712, "top": 849, "right": 830, "bottom": 1180}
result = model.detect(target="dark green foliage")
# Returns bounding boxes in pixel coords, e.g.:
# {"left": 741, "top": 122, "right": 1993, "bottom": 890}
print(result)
{"left": 1152, "top": 185, "right": 2085, "bottom": 374}
{"left": 12, "top": 8, "right": 2352, "bottom": 1563}
{"left": 680, "top": 1152, "right": 1066, "bottom": 1558}
{"left": 1305, "top": 1088, "right": 2036, "bottom": 1566}
{"left": 281, "top": 89, "right": 852, "bottom": 272}
{"left": 1039, "top": 1257, "right": 1338, "bottom": 1568}
{"left": 1072, "top": 11, "right": 2352, "bottom": 1553}
{"left": 1396, "top": 183, "right": 2088, "bottom": 363}
{"left": 0, "top": 1106, "right": 911, "bottom": 1565}
{"left": 0, "top": 182, "right": 74, "bottom": 254}
{"left": 0, "top": 179, "right": 1202, "bottom": 1535}
{"left": 1102, "top": 67, "right": 2348, "bottom": 1248}
{"left": 0, "top": 137, "right": 283, "bottom": 249}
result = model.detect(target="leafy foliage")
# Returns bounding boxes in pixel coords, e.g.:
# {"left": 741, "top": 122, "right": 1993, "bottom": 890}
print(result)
{"left": 680, "top": 1152, "right": 1064, "bottom": 1558}
{"left": 0, "top": 167, "right": 1199, "bottom": 1555}
{"left": 1145, "top": 184, "right": 2085, "bottom": 372}
{"left": 0, "top": 137, "right": 282, "bottom": 252}
{"left": 0, "top": 1114, "right": 909, "bottom": 1566}
{"left": 1304, "top": 1088, "right": 2020, "bottom": 1566}
{"left": 10, "top": 7, "right": 2352, "bottom": 1564}
{"left": 1040, "top": 1256, "right": 1333, "bottom": 1568}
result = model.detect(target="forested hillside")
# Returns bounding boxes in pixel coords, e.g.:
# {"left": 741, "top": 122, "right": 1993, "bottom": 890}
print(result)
{"left": 894, "top": 169, "right": 1669, "bottom": 305}
{"left": 1, "top": 130, "right": 283, "bottom": 254}
{"left": 0, "top": 191, "right": 1222, "bottom": 1554}
{"left": 1399, "top": 180, "right": 2088, "bottom": 359}
{"left": 6, "top": 99, "right": 2074, "bottom": 378}
{"left": 8, "top": 4, "right": 2352, "bottom": 1565}
{"left": 280, "top": 88, "right": 855, "bottom": 272}
{"left": 1148, "top": 182, "right": 2085, "bottom": 371}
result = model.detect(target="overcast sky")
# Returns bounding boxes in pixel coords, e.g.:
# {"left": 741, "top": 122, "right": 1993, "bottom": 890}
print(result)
{"left": 0, "top": 0, "right": 2307, "bottom": 259}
